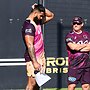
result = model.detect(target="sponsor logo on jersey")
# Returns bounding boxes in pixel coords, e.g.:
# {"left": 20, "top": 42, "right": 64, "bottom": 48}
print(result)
{"left": 66, "top": 38, "right": 72, "bottom": 42}
{"left": 25, "top": 28, "right": 32, "bottom": 33}
{"left": 68, "top": 77, "right": 76, "bottom": 82}
{"left": 38, "top": 29, "right": 41, "bottom": 34}
{"left": 83, "top": 35, "right": 87, "bottom": 39}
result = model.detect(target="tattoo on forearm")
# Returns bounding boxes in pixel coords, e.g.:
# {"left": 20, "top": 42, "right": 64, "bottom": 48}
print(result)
{"left": 28, "top": 46, "right": 36, "bottom": 62}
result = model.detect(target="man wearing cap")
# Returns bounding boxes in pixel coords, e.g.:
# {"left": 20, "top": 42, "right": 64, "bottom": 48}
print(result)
{"left": 65, "top": 16, "right": 90, "bottom": 90}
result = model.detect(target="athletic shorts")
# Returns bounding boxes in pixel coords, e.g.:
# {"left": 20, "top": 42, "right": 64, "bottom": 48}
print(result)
{"left": 25, "top": 52, "right": 46, "bottom": 77}
{"left": 67, "top": 67, "right": 90, "bottom": 85}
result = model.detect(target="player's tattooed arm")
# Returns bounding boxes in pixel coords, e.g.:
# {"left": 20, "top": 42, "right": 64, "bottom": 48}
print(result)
{"left": 25, "top": 35, "right": 41, "bottom": 70}
{"left": 28, "top": 45, "right": 37, "bottom": 62}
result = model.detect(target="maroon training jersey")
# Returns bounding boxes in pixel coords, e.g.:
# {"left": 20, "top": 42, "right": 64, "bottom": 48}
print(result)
{"left": 65, "top": 30, "right": 90, "bottom": 69}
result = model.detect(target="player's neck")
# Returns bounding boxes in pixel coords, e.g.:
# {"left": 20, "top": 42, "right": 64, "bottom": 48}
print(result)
{"left": 73, "top": 30, "right": 82, "bottom": 34}
{"left": 26, "top": 15, "right": 33, "bottom": 21}
{"left": 26, "top": 15, "right": 37, "bottom": 25}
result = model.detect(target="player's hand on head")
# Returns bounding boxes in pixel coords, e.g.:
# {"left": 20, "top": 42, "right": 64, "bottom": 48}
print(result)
{"left": 32, "top": 3, "right": 37, "bottom": 9}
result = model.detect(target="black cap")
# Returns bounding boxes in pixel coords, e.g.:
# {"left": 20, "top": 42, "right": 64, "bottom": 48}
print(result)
{"left": 72, "top": 16, "right": 83, "bottom": 23}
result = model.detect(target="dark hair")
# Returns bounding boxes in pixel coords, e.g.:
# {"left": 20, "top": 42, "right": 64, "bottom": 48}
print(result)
{"left": 31, "top": 4, "right": 45, "bottom": 13}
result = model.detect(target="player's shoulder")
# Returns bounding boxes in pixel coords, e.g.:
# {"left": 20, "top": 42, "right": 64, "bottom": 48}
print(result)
{"left": 83, "top": 30, "right": 90, "bottom": 35}
{"left": 24, "top": 20, "right": 35, "bottom": 28}
{"left": 66, "top": 31, "right": 74, "bottom": 37}
{"left": 22, "top": 20, "right": 36, "bottom": 34}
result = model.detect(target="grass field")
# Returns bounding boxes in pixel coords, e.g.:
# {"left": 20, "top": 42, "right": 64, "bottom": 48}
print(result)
{"left": 43, "top": 88, "right": 82, "bottom": 90}
{"left": 5, "top": 88, "right": 82, "bottom": 90}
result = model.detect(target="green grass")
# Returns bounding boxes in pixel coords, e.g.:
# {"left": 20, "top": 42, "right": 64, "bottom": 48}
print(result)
{"left": 4, "top": 88, "right": 82, "bottom": 90}
{"left": 43, "top": 88, "right": 82, "bottom": 90}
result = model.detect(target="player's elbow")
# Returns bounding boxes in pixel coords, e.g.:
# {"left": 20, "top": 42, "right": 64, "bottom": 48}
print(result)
{"left": 51, "top": 13, "right": 54, "bottom": 19}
